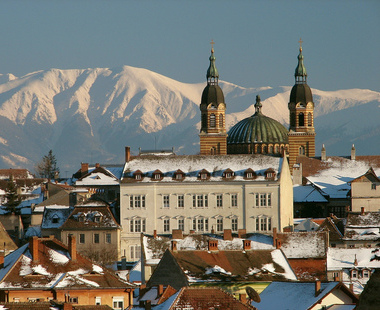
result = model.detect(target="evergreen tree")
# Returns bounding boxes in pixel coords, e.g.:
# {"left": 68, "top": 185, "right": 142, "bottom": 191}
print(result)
{"left": 4, "top": 175, "right": 21, "bottom": 214}
{"left": 35, "top": 150, "right": 60, "bottom": 179}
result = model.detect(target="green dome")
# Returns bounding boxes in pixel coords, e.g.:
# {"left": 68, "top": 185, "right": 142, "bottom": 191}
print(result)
{"left": 228, "top": 96, "right": 288, "bottom": 145}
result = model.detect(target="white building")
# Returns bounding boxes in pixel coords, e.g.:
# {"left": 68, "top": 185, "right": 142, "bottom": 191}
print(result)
{"left": 119, "top": 151, "right": 293, "bottom": 261}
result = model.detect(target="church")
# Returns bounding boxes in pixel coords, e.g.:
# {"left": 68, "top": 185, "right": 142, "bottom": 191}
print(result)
{"left": 200, "top": 40, "right": 316, "bottom": 169}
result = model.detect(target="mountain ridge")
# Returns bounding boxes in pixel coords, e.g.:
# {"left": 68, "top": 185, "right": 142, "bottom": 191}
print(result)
{"left": 0, "top": 66, "right": 379, "bottom": 174}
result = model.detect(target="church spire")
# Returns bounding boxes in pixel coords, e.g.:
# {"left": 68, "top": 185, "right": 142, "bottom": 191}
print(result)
{"left": 207, "top": 40, "right": 219, "bottom": 85}
{"left": 295, "top": 38, "right": 307, "bottom": 84}
{"left": 254, "top": 95, "right": 262, "bottom": 114}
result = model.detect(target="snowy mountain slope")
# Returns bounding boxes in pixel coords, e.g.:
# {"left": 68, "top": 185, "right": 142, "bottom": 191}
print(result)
{"left": 0, "top": 66, "right": 378, "bottom": 174}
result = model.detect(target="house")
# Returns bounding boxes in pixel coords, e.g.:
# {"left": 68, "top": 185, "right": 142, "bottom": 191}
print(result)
{"left": 134, "top": 287, "right": 256, "bottom": 310}
{"left": 59, "top": 201, "right": 122, "bottom": 262}
{"left": 273, "top": 229, "right": 328, "bottom": 281}
{"left": 317, "top": 215, "right": 345, "bottom": 248}
{"left": 349, "top": 168, "right": 380, "bottom": 212}
{"left": 251, "top": 281, "right": 358, "bottom": 310}
{"left": 120, "top": 149, "right": 293, "bottom": 261}
{"left": 0, "top": 221, "right": 18, "bottom": 255}
{"left": 40, "top": 205, "right": 72, "bottom": 239}
{"left": 343, "top": 210, "right": 380, "bottom": 248}
{"left": 146, "top": 239, "right": 297, "bottom": 291}
{"left": 0, "top": 235, "right": 134, "bottom": 309}
{"left": 327, "top": 247, "right": 380, "bottom": 294}
{"left": 0, "top": 214, "right": 24, "bottom": 246}
{"left": 72, "top": 163, "right": 123, "bottom": 204}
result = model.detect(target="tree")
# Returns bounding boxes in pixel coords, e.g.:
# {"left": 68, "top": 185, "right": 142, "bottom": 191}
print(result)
{"left": 35, "top": 150, "right": 60, "bottom": 179}
{"left": 4, "top": 175, "right": 22, "bottom": 214}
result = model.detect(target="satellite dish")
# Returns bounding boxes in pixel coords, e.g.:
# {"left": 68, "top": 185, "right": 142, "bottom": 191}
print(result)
{"left": 246, "top": 286, "right": 261, "bottom": 303}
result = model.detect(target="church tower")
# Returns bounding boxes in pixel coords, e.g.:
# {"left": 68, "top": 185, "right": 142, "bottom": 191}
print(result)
{"left": 199, "top": 42, "right": 227, "bottom": 155}
{"left": 288, "top": 40, "right": 316, "bottom": 167}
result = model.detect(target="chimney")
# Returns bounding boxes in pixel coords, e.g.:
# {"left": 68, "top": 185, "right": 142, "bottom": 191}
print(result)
{"left": 68, "top": 234, "right": 77, "bottom": 261}
{"left": 361, "top": 207, "right": 365, "bottom": 215}
{"left": 321, "top": 144, "right": 326, "bottom": 161}
{"left": 172, "top": 229, "right": 183, "bottom": 239}
{"left": 243, "top": 239, "right": 251, "bottom": 251}
{"left": 29, "top": 236, "right": 39, "bottom": 262}
{"left": 351, "top": 144, "right": 356, "bottom": 161}
{"left": 81, "top": 163, "right": 89, "bottom": 176}
{"left": 171, "top": 240, "right": 177, "bottom": 251}
{"left": 238, "top": 229, "right": 246, "bottom": 238}
{"left": 157, "top": 284, "right": 164, "bottom": 298}
{"left": 349, "top": 283, "right": 354, "bottom": 293}
{"left": 223, "top": 229, "right": 232, "bottom": 241}
{"left": 275, "top": 238, "right": 282, "bottom": 249}
{"left": 208, "top": 240, "right": 218, "bottom": 251}
{"left": 354, "top": 254, "right": 358, "bottom": 266}
{"left": 153, "top": 230, "right": 157, "bottom": 239}
{"left": 292, "top": 163, "right": 303, "bottom": 185}
{"left": 272, "top": 228, "right": 278, "bottom": 247}
{"left": 63, "top": 303, "right": 73, "bottom": 310}
{"left": 315, "top": 280, "right": 321, "bottom": 297}
{"left": 125, "top": 146, "right": 131, "bottom": 162}
{"left": 121, "top": 256, "right": 127, "bottom": 270}
{"left": 0, "top": 251, "right": 4, "bottom": 268}
{"left": 139, "top": 284, "right": 146, "bottom": 298}
{"left": 95, "top": 163, "right": 100, "bottom": 168}
{"left": 239, "top": 293, "right": 247, "bottom": 304}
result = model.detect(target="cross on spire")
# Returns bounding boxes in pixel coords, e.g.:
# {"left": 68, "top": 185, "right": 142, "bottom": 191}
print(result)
{"left": 298, "top": 38, "right": 303, "bottom": 50}
{"left": 210, "top": 39, "right": 215, "bottom": 51}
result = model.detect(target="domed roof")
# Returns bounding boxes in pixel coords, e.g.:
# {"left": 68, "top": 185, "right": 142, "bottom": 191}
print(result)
{"left": 201, "top": 84, "right": 225, "bottom": 107}
{"left": 289, "top": 83, "right": 313, "bottom": 104}
{"left": 227, "top": 96, "right": 289, "bottom": 144}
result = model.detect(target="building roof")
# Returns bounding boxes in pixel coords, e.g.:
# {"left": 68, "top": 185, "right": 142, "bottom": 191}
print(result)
{"left": 121, "top": 154, "right": 283, "bottom": 183}
{"left": 251, "top": 281, "right": 358, "bottom": 310}
{"left": 75, "top": 166, "right": 121, "bottom": 186}
{"left": 0, "top": 169, "right": 34, "bottom": 180}
{"left": 293, "top": 185, "right": 328, "bottom": 203}
{"left": 344, "top": 212, "right": 380, "bottom": 241}
{"left": 294, "top": 218, "right": 321, "bottom": 232}
{"left": 327, "top": 248, "right": 380, "bottom": 270}
{"left": 0, "top": 237, "right": 133, "bottom": 290}
{"left": 60, "top": 205, "right": 120, "bottom": 230}
{"left": 41, "top": 206, "right": 72, "bottom": 229}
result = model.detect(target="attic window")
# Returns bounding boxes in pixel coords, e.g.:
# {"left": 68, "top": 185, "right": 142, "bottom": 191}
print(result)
{"left": 95, "top": 176, "right": 101, "bottom": 180}
{"left": 136, "top": 174, "right": 142, "bottom": 180}
{"left": 372, "top": 184, "right": 376, "bottom": 190}
{"left": 223, "top": 169, "right": 234, "bottom": 179}
{"left": 154, "top": 174, "right": 161, "bottom": 180}
{"left": 52, "top": 215, "right": 59, "bottom": 224}
{"left": 94, "top": 216, "right": 101, "bottom": 223}
{"left": 265, "top": 168, "right": 276, "bottom": 180}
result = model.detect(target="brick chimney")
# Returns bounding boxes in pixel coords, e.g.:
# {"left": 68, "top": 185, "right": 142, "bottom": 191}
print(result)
{"left": 29, "top": 236, "right": 39, "bottom": 262}
{"left": 243, "top": 239, "right": 251, "bottom": 251}
{"left": 239, "top": 293, "right": 247, "bottom": 304}
{"left": 361, "top": 207, "right": 365, "bottom": 215}
{"left": 125, "top": 146, "right": 131, "bottom": 162}
{"left": 208, "top": 240, "right": 218, "bottom": 251}
{"left": 81, "top": 163, "right": 89, "bottom": 176}
{"left": 238, "top": 229, "right": 246, "bottom": 238}
{"left": 68, "top": 234, "right": 77, "bottom": 261}
{"left": 351, "top": 144, "right": 356, "bottom": 161}
{"left": 272, "top": 227, "right": 278, "bottom": 247}
{"left": 315, "top": 280, "right": 321, "bottom": 297}
{"left": 172, "top": 229, "right": 183, "bottom": 239}
{"left": 171, "top": 240, "right": 177, "bottom": 251}
{"left": 223, "top": 229, "right": 232, "bottom": 241}
{"left": 95, "top": 163, "right": 100, "bottom": 168}
{"left": 349, "top": 283, "right": 354, "bottom": 293}
{"left": 153, "top": 230, "right": 157, "bottom": 239}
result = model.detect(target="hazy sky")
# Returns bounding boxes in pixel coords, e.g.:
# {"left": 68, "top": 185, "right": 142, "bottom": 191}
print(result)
{"left": 0, "top": 0, "right": 379, "bottom": 91}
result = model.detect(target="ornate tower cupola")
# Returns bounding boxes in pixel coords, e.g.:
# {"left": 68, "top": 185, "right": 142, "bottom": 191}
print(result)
{"left": 199, "top": 41, "right": 227, "bottom": 155}
{"left": 288, "top": 39, "right": 316, "bottom": 168}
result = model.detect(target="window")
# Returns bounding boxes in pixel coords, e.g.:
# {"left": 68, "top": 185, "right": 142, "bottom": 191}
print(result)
{"left": 178, "top": 218, "right": 184, "bottom": 231}
{"left": 333, "top": 272, "right": 340, "bottom": 280}
{"left": 260, "top": 218, "right": 267, "bottom": 231}
{"left": 197, "top": 218, "right": 204, "bottom": 231}
{"left": 52, "top": 215, "right": 59, "bottom": 224}
{"left": 267, "top": 193, "right": 271, "bottom": 206}
{"left": 106, "top": 233, "right": 111, "bottom": 244}
{"left": 130, "top": 195, "right": 146, "bottom": 208}
{"left": 135, "top": 174, "right": 142, "bottom": 180}
{"left": 95, "top": 297, "right": 101, "bottom": 305}
{"left": 201, "top": 173, "right": 207, "bottom": 180}
{"left": 351, "top": 270, "right": 358, "bottom": 278}
{"left": 164, "top": 219, "right": 170, "bottom": 232}
{"left": 217, "top": 218, "right": 223, "bottom": 232}
{"left": 308, "top": 112, "right": 312, "bottom": 126}
{"left": 130, "top": 245, "right": 141, "bottom": 260}
{"left": 372, "top": 184, "right": 376, "bottom": 190}
{"left": 299, "top": 146, "right": 305, "bottom": 155}
{"left": 193, "top": 218, "right": 208, "bottom": 232}
{"left": 69, "top": 297, "right": 78, "bottom": 304}
{"left": 130, "top": 218, "right": 146, "bottom": 232}
{"left": 255, "top": 193, "right": 272, "bottom": 207}
{"left": 176, "top": 173, "right": 183, "bottom": 180}
{"left": 219, "top": 114, "right": 223, "bottom": 127}
{"left": 257, "top": 217, "right": 272, "bottom": 232}
{"left": 163, "top": 195, "right": 170, "bottom": 208}
{"left": 94, "top": 233, "right": 100, "bottom": 244}
{"left": 79, "top": 233, "right": 85, "bottom": 244}
{"left": 255, "top": 194, "right": 259, "bottom": 207}
{"left": 210, "top": 113, "right": 216, "bottom": 127}
{"left": 94, "top": 216, "right": 101, "bottom": 223}
{"left": 260, "top": 194, "right": 266, "bottom": 207}
{"left": 217, "top": 194, "right": 223, "bottom": 207}
{"left": 232, "top": 218, "right": 238, "bottom": 231}
{"left": 247, "top": 172, "right": 253, "bottom": 179}
{"left": 256, "top": 218, "right": 259, "bottom": 231}
{"left": 268, "top": 217, "right": 272, "bottom": 231}
{"left": 177, "top": 195, "right": 184, "bottom": 208}
{"left": 299, "top": 112, "right": 304, "bottom": 126}
{"left": 231, "top": 194, "right": 238, "bottom": 207}
{"left": 193, "top": 194, "right": 208, "bottom": 208}
{"left": 363, "top": 270, "right": 370, "bottom": 278}
{"left": 113, "top": 297, "right": 124, "bottom": 310}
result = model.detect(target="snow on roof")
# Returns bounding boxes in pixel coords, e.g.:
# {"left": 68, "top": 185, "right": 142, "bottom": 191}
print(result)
{"left": 280, "top": 232, "right": 327, "bottom": 259}
{"left": 251, "top": 281, "right": 342, "bottom": 310}
{"left": 327, "top": 248, "right": 380, "bottom": 270}
{"left": 123, "top": 154, "right": 283, "bottom": 183}
{"left": 294, "top": 218, "right": 320, "bottom": 232}
{"left": 306, "top": 158, "right": 380, "bottom": 199}
{"left": 75, "top": 172, "right": 119, "bottom": 186}
{"left": 293, "top": 185, "right": 328, "bottom": 202}
{"left": 41, "top": 207, "right": 72, "bottom": 229}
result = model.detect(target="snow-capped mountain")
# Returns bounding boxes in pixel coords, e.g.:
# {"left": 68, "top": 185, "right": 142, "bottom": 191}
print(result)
{"left": 0, "top": 66, "right": 379, "bottom": 174}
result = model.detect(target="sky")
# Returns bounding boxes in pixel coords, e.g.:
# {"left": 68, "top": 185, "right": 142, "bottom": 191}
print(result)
{"left": 0, "top": 0, "right": 379, "bottom": 92}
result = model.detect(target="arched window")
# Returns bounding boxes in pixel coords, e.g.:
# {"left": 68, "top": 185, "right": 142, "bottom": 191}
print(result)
{"left": 210, "top": 114, "right": 216, "bottom": 127}
{"left": 308, "top": 112, "right": 312, "bottom": 126}
{"left": 269, "top": 145, "right": 273, "bottom": 154}
{"left": 275, "top": 145, "right": 279, "bottom": 154}
{"left": 202, "top": 114, "right": 207, "bottom": 129}
{"left": 299, "top": 112, "right": 304, "bottom": 126}
{"left": 263, "top": 145, "right": 267, "bottom": 154}
{"left": 299, "top": 146, "right": 305, "bottom": 155}
{"left": 210, "top": 147, "right": 216, "bottom": 155}
{"left": 219, "top": 114, "right": 223, "bottom": 128}
{"left": 257, "top": 145, "right": 262, "bottom": 154}
{"left": 290, "top": 113, "right": 296, "bottom": 127}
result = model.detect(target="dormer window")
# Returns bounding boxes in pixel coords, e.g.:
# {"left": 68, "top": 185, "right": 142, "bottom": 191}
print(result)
{"left": 52, "top": 215, "right": 59, "bottom": 224}
{"left": 152, "top": 169, "right": 163, "bottom": 181}
{"left": 173, "top": 169, "right": 185, "bottom": 181}
{"left": 198, "top": 169, "right": 209, "bottom": 180}
{"left": 265, "top": 168, "right": 276, "bottom": 180}
{"left": 223, "top": 168, "right": 234, "bottom": 179}
{"left": 94, "top": 216, "right": 101, "bottom": 223}
{"left": 351, "top": 269, "right": 358, "bottom": 279}
{"left": 372, "top": 184, "right": 376, "bottom": 190}
{"left": 244, "top": 168, "right": 256, "bottom": 180}
{"left": 134, "top": 170, "right": 143, "bottom": 181}
{"left": 78, "top": 214, "right": 85, "bottom": 222}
